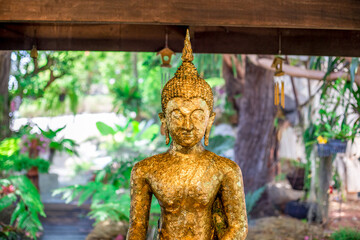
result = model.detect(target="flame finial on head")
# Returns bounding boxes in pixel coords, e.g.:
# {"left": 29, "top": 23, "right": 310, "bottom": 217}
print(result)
{"left": 182, "top": 29, "right": 194, "bottom": 62}
{"left": 161, "top": 29, "right": 213, "bottom": 113}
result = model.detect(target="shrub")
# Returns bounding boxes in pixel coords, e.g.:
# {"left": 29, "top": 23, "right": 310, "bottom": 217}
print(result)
{"left": 330, "top": 228, "right": 360, "bottom": 240}
{"left": 0, "top": 176, "right": 46, "bottom": 239}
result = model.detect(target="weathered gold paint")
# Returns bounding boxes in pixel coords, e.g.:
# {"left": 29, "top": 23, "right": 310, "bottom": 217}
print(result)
{"left": 126, "top": 30, "right": 248, "bottom": 240}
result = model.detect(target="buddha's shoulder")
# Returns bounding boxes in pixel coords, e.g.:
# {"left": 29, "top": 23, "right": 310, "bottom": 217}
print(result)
{"left": 132, "top": 153, "right": 168, "bottom": 170}
{"left": 205, "top": 150, "right": 241, "bottom": 173}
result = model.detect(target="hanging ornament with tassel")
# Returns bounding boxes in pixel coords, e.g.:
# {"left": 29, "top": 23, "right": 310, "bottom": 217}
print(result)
{"left": 157, "top": 31, "right": 175, "bottom": 94}
{"left": 272, "top": 32, "right": 285, "bottom": 108}
{"left": 272, "top": 56, "right": 285, "bottom": 108}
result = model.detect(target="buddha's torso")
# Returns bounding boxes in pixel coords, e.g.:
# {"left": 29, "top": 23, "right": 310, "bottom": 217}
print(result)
{"left": 143, "top": 151, "right": 225, "bottom": 240}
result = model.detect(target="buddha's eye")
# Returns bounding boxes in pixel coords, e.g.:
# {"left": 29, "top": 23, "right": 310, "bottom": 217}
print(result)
{"left": 191, "top": 109, "right": 205, "bottom": 121}
{"left": 171, "top": 110, "right": 183, "bottom": 121}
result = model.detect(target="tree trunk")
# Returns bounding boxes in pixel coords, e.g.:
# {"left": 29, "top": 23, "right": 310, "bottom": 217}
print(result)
{"left": 223, "top": 55, "right": 279, "bottom": 217}
{"left": 0, "top": 51, "right": 11, "bottom": 140}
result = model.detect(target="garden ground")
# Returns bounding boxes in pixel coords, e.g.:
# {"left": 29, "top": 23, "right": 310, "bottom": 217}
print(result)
{"left": 37, "top": 195, "right": 359, "bottom": 239}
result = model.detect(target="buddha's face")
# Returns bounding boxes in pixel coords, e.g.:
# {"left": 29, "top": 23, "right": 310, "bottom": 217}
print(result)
{"left": 161, "top": 97, "right": 215, "bottom": 148}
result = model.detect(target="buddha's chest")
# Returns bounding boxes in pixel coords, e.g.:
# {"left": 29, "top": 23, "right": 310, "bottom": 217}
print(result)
{"left": 148, "top": 158, "right": 222, "bottom": 208}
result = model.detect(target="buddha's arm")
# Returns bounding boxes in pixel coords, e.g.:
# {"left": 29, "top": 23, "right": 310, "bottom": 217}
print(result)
{"left": 220, "top": 163, "right": 248, "bottom": 240}
{"left": 126, "top": 164, "right": 152, "bottom": 240}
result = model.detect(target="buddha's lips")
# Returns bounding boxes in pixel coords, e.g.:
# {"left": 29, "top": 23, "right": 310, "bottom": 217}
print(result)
{"left": 181, "top": 132, "right": 193, "bottom": 136}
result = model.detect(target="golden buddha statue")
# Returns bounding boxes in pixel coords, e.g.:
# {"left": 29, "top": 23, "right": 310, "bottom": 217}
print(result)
{"left": 126, "top": 30, "right": 248, "bottom": 240}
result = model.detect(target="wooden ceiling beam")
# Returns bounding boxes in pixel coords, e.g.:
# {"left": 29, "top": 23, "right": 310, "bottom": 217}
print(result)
{"left": 1, "top": 0, "right": 360, "bottom": 31}
{"left": 1, "top": 24, "right": 360, "bottom": 56}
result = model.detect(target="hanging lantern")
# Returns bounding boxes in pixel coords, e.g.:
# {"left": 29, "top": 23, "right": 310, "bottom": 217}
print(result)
{"left": 157, "top": 47, "right": 175, "bottom": 68}
{"left": 272, "top": 56, "right": 285, "bottom": 108}
{"left": 30, "top": 45, "right": 38, "bottom": 61}
{"left": 157, "top": 32, "right": 175, "bottom": 94}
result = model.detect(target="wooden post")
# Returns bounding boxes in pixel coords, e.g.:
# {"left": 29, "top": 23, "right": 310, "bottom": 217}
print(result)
{"left": 317, "top": 155, "right": 333, "bottom": 223}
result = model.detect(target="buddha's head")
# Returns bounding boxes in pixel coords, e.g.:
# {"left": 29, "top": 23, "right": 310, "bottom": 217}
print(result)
{"left": 159, "top": 30, "right": 216, "bottom": 148}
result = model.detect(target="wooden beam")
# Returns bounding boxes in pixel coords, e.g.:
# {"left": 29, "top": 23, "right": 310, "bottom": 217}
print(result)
{"left": 194, "top": 27, "right": 360, "bottom": 56}
{"left": 1, "top": 0, "right": 360, "bottom": 30}
{"left": 0, "top": 24, "right": 187, "bottom": 52}
{"left": 1, "top": 24, "right": 360, "bottom": 56}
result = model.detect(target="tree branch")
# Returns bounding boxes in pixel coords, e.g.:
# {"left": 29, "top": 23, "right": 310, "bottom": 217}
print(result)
{"left": 247, "top": 55, "right": 360, "bottom": 85}
{"left": 43, "top": 70, "right": 65, "bottom": 91}
{"left": 23, "top": 54, "right": 52, "bottom": 79}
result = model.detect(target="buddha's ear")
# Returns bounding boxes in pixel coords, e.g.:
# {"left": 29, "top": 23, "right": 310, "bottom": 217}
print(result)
{"left": 158, "top": 113, "right": 170, "bottom": 145}
{"left": 204, "top": 112, "right": 216, "bottom": 146}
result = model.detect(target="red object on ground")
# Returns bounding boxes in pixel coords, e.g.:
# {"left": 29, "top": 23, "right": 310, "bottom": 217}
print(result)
{"left": 115, "top": 235, "right": 125, "bottom": 240}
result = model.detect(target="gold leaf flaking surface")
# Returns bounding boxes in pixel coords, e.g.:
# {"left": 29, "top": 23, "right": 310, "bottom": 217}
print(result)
{"left": 126, "top": 29, "right": 247, "bottom": 240}
{"left": 127, "top": 151, "right": 248, "bottom": 240}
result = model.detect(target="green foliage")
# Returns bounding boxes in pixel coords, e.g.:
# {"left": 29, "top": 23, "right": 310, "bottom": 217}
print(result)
{"left": 286, "top": 158, "right": 306, "bottom": 169}
{"left": 0, "top": 138, "right": 20, "bottom": 156}
{"left": 95, "top": 119, "right": 163, "bottom": 158}
{"left": 0, "top": 154, "right": 49, "bottom": 174}
{"left": 206, "top": 135, "right": 235, "bottom": 156}
{"left": 302, "top": 57, "right": 360, "bottom": 203}
{"left": 308, "top": 56, "right": 324, "bottom": 70}
{"left": 303, "top": 123, "right": 317, "bottom": 158}
{"left": 193, "top": 54, "right": 223, "bottom": 78}
{"left": 314, "top": 106, "right": 358, "bottom": 142}
{"left": 52, "top": 118, "right": 164, "bottom": 226}
{"left": 0, "top": 176, "right": 46, "bottom": 239}
{"left": 53, "top": 156, "right": 161, "bottom": 226}
{"left": 0, "top": 223, "right": 32, "bottom": 240}
{"left": 38, "top": 125, "right": 78, "bottom": 156}
{"left": 96, "top": 122, "right": 116, "bottom": 136}
{"left": 349, "top": 81, "right": 360, "bottom": 127}
{"left": 245, "top": 186, "right": 266, "bottom": 216}
{"left": 315, "top": 78, "right": 358, "bottom": 142}
{"left": 11, "top": 51, "right": 82, "bottom": 116}
{"left": 304, "top": 68, "right": 359, "bottom": 150}
{"left": 330, "top": 228, "right": 360, "bottom": 240}
{"left": 11, "top": 50, "right": 227, "bottom": 119}
{"left": 206, "top": 77, "right": 225, "bottom": 88}
{"left": 38, "top": 125, "right": 66, "bottom": 139}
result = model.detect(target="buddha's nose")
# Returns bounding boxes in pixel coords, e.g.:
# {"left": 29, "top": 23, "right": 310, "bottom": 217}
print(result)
{"left": 183, "top": 116, "right": 193, "bottom": 130}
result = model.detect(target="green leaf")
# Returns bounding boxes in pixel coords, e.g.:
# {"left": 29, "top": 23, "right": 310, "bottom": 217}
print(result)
{"left": 246, "top": 186, "right": 266, "bottom": 215}
{"left": 29, "top": 211, "right": 43, "bottom": 229}
{"left": 10, "top": 201, "right": 25, "bottom": 225}
{"left": 78, "top": 187, "right": 95, "bottom": 206}
{"left": 96, "top": 121, "right": 116, "bottom": 136}
{"left": 39, "top": 125, "right": 66, "bottom": 139}
{"left": 17, "top": 211, "right": 29, "bottom": 228}
{"left": 49, "top": 141, "right": 62, "bottom": 150}
{"left": 0, "top": 194, "right": 17, "bottom": 212}
{"left": 0, "top": 137, "right": 21, "bottom": 156}
{"left": 206, "top": 77, "right": 225, "bottom": 88}
{"left": 52, "top": 186, "right": 73, "bottom": 197}
{"left": 0, "top": 179, "right": 11, "bottom": 186}
{"left": 131, "top": 121, "right": 140, "bottom": 135}
{"left": 95, "top": 170, "right": 106, "bottom": 182}
{"left": 141, "top": 125, "right": 160, "bottom": 141}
